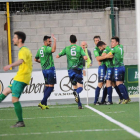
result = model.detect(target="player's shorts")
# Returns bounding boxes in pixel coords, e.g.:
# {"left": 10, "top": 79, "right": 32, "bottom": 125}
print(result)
{"left": 68, "top": 68, "right": 83, "bottom": 85}
{"left": 114, "top": 66, "right": 125, "bottom": 81}
{"left": 106, "top": 67, "right": 114, "bottom": 81}
{"left": 42, "top": 67, "right": 57, "bottom": 85}
{"left": 98, "top": 64, "right": 107, "bottom": 83}
{"left": 8, "top": 80, "right": 27, "bottom": 98}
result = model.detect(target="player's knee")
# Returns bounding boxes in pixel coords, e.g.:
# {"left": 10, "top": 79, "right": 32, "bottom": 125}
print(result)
{"left": 77, "top": 83, "right": 83, "bottom": 88}
{"left": 98, "top": 82, "right": 103, "bottom": 88}
{"left": 111, "top": 82, "right": 116, "bottom": 87}
{"left": 106, "top": 80, "right": 112, "bottom": 87}
{"left": 12, "top": 97, "right": 19, "bottom": 103}
{"left": 116, "top": 81, "right": 123, "bottom": 86}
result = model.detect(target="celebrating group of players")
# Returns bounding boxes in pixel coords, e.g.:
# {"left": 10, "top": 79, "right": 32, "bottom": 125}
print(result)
{"left": 93, "top": 36, "right": 130, "bottom": 105}
{"left": 0, "top": 31, "right": 130, "bottom": 128}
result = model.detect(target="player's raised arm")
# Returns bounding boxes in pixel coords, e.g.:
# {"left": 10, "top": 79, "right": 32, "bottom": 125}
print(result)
{"left": 3, "top": 59, "right": 24, "bottom": 71}
{"left": 51, "top": 34, "right": 56, "bottom": 53}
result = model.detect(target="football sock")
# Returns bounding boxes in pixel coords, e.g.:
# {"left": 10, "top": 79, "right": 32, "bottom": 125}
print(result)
{"left": 94, "top": 87, "right": 101, "bottom": 104}
{"left": 13, "top": 102, "right": 23, "bottom": 122}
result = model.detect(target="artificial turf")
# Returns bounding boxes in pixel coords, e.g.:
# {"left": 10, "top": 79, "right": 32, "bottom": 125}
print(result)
{"left": 0, "top": 102, "right": 139, "bottom": 140}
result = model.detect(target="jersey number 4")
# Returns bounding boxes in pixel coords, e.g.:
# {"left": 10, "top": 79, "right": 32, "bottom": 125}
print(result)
{"left": 40, "top": 50, "right": 44, "bottom": 57}
{"left": 71, "top": 48, "right": 76, "bottom": 56}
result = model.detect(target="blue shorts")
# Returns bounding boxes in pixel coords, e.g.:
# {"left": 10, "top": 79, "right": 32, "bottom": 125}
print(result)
{"left": 106, "top": 67, "right": 114, "bottom": 81}
{"left": 98, "top": 64, "right": 107, "bottom": 83}
{"left": 68, "top": 69, "right": 83, "bottom": 85}
{"left": 114, "top": 66, "right": 125, "bottom": 81}
{"left": 42, "top": 67, "right": 56, "bottom": 85}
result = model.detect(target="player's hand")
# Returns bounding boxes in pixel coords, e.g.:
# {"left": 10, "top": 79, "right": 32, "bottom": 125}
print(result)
{"left": 52, "top": 34, "right": 56, "bottom": 40}
{"left": 56, "top": 55, "right": 60, "bottom": 58}
{"left": 90, "top": 64, "right": 92, "bottom": 66}
{"left": 3, "top": 65, "right": 11, "bottom": 71}
{"left": 106, "top": 54, "right": 113, "bottom": 58}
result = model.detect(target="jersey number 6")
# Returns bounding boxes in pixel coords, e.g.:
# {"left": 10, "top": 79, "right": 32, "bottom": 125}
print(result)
{"left": 71, "top": 48, "right": 76, "bottom": 56}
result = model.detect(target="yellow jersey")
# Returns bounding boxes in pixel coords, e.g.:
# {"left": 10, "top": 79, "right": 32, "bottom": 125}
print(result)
{"left": 14, "top": 46, "right": 33, "bottom": 85}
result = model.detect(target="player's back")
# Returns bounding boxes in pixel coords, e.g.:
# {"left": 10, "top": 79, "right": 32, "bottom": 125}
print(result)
{"left": 65, "top": 45, "right": 85, "bottom": 70}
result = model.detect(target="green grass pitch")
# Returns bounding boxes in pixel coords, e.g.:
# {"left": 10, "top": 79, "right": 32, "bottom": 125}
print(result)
{"left": 0, "top": 102, "right": 139, "bottom": 140}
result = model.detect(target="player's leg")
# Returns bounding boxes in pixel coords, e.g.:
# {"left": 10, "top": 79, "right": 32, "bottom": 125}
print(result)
{"left": 106, "top": 68, "right": 113, "bottom": 105}
{"left": 112, "top": 81, "right": 124, "bottom": 104}
{"left": 68, "top": 69, "right": 79, "bottom": 103}
{"left": 76, "top": 82, "right": 83, "bottom": 109}
{"left": 115, "top": 66, "right": 129, "bottom": 104}
{"left": 94, "top": 65, "right": 105, "bottom": 105}
{"left": 11, "top": 80, "right": 27, "bottom": 128}
{"left": 94, "top": 82, "right": 103, "bottom": 105}
{"left": 38, "top": 69, "right": 49, "bottom": 108}
{"left": 40, "top": 67, "right": 56, "bottom": 109}
{"left": 123, "top": 66, "right": 131, "bottom": 102}
{"left": 101, "top": 82, "right": 107, "bottom": 104}
{"left": 100, "top": 65, "right": 107, "bottom": 104}
{"left": 0, "top": 87, "right": 11, "bottom": 102}
{"left": 72, "top": 69, "right": 83, "bottom": 108}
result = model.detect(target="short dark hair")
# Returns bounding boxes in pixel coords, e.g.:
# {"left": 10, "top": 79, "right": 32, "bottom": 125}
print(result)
{"left": 93, "top": 35, "right": 101, "bottom": 40}
{"left": 43, "top": 36, "right": 51, "bottom": 41}
{"left": 111, "top": 36, "right": 120, "bottom": 43}
{"left": 97, "top": 41, "right": 106, "bottom": 47}
{"left": 14, "top": 31, "right": 26, "bottom": 43}
{"left": 70, "top": 35, "right": 77, "bottom": 43}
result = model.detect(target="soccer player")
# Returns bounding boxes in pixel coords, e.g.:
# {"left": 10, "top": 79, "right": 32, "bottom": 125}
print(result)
{"left": 81, "top": 41, "right": 92, "bottom": 76}
{"left": 97, "top": 41, "right": 124, "bottom": 104}
{"left": 93, "top": 36, "right": 111, "bottom": 105}
{"left": 0, "top": 31, "right": 32, "bottom": 127}
{"left": 56, "top": 35, "right": 87, "bottom": 109}
{"left": 35, "top": 35, "right": 56, "bottom": 110}
{"left": 106, "top": 37, "right": 129, "bottom": 104}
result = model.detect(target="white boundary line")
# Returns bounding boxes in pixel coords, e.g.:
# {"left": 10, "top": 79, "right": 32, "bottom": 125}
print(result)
{"left": 0, "top": 115, "right": 97, "bottom": 121}
{"left": 106, "top": 111, "right": 125, "bottom": 114}
{"left": 0, "top": 129, "right": 122, "bottom": 137}
{"left": 85, "top": 105, "right": 140, "bottom": 139}
{"left": 0, "top": 106, "right": 76, "bottom": 110}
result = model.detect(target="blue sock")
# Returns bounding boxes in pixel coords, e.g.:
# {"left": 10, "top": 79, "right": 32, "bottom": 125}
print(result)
{"left": 76, "top": 87, "right": 83, "bottom": 107}
{"left": 76, "top": 87, "right": 83, "bottom": 94}
{"left": 74, "top": 89, "right": 77, "bottom": 92}
{"left": 118, "top": 84, "right": 129, "bottom": 100}
{"left": 101, "top": 87, "right": 107, "bottom": 103}
{"left": 123, "top": 85, "right": 129, "bottom": 98}
{"left": 94, "top": 87, "right": 101, "bottom": 104}
{"left": 41, "top": 87, "right": 54, "bottom": 105}
{"left": 107, "top": 86, "right": 112, "bottom": 103}
{"left": 44, "top": 86, "right": 49, "bottom": 95}
{"left": 114, "top": 86, "right": 123, "bottom": 100}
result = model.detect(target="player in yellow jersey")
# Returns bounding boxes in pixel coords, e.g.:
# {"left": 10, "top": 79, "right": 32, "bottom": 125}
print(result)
{"left": 0, "top": 31, "right": 32, "bottom": 128}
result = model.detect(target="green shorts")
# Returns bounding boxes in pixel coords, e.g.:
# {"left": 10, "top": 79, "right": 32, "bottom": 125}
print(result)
{"left": 8, "top": 80, "right": 27, "bottom": 98}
